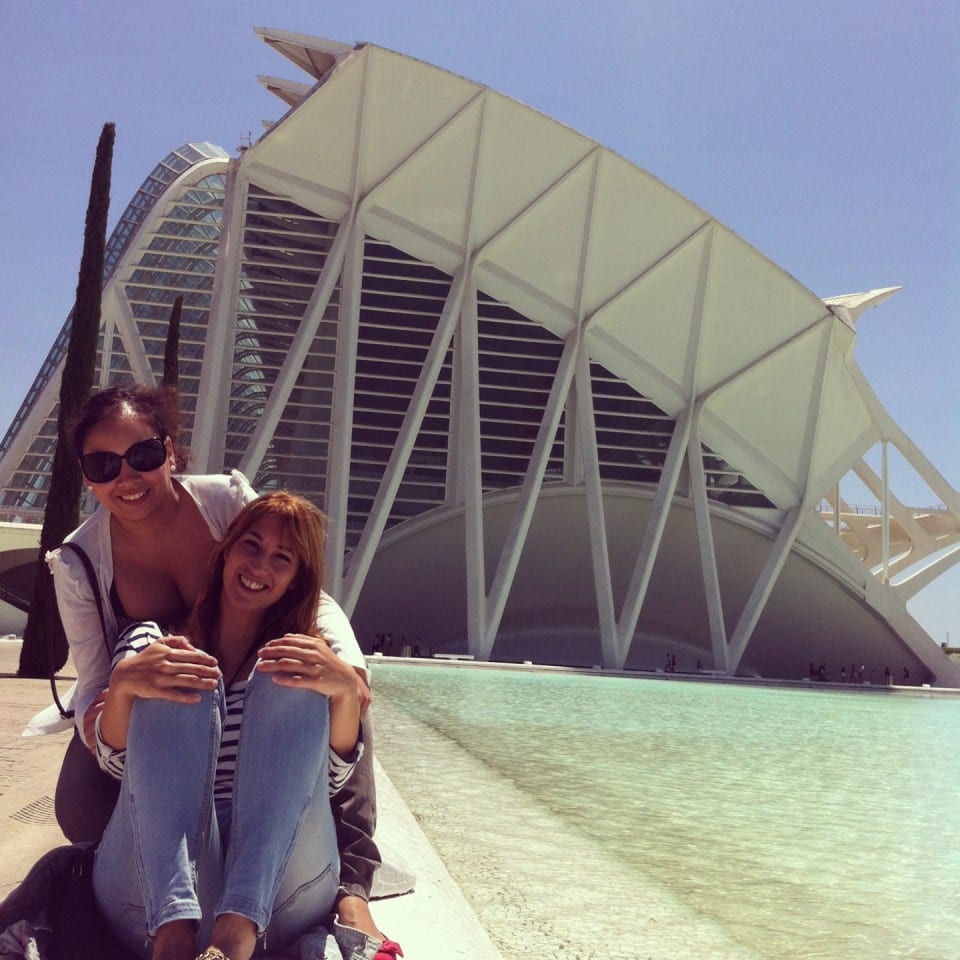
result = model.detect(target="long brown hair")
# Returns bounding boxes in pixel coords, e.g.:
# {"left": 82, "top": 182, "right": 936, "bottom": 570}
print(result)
{"left": 188, "top": 492, "right": 327, "bottom": 651}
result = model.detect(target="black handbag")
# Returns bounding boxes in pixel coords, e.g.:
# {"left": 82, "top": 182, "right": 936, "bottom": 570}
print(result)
{"left": 0, "top": 842, "right": 137, "bottom": 960}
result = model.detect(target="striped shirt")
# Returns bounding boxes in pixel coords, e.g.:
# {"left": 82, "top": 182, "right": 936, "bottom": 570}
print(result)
{"left": 95, "top": 621, "right": 361, "bottom": 798}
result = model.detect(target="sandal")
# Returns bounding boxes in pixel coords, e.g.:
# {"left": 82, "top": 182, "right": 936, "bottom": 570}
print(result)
{"left": 332, "top": 919, "right": 404, "bottom": 960}
{"left": 195, "top": 950, "right": 230, "bottom": 960}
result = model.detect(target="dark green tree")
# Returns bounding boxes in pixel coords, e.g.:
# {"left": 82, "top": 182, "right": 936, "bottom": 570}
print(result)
{"left": 18, "top": 123, "right": 115, "bottom": 679}
{"left": 162, "top": 294, "right": 182, "bottom": 389}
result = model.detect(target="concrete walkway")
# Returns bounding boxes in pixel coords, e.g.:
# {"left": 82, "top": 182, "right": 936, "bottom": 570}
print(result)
{"left": 0, "top": 639, "right": 502, "bottom": 959}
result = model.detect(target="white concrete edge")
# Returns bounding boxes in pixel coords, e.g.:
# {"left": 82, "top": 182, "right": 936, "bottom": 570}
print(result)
{"left": 370, "top": 757, "right": 505, "bottom": 959}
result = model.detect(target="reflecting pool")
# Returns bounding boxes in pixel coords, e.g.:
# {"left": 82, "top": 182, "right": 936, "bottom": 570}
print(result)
{"left": 370, "top": 663, "right": 960, "bottom": 960}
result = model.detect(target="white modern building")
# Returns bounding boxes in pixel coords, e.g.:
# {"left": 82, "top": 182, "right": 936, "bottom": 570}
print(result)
{"left": 2, "top": 29, "right": 958, "bottom": 684}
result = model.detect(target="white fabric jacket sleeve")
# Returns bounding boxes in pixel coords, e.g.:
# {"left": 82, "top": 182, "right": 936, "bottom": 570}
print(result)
{"left": 180, "top": 470, "right": 258, "bottom": 538}
{"left": 328, "top": 737, "right": 363, "bottom": 794}
{"left": 48, "top": 544, "right": 114, "bottom": 748}
{"left": 316, "top": 591, "right": 367, "bottom": 680}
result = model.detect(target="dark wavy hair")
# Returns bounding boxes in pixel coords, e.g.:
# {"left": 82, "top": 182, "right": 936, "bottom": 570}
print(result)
{"left": 68, "top": 382, "right": 188, "bottom": 471}
{"left": 188, "top": 492, "right": 327, "bottom": 652}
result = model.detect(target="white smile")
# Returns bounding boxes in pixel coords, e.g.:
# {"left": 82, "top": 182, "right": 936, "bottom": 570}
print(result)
{"left": 239, "top": 575, "right": 268, "bottom": 592}
{"left": 118, "top": 489, "right": 147, "bottom": 503}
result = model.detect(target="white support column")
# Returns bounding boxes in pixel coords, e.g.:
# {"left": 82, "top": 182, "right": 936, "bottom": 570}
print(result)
{"left": 725, "top": 317, "right": 833, "bottom": 674}
{"left": 479, "top": 333, "right": 580, "bottom": 659}
{"left": 834, "top": 484, "right": 841, "bottom": 537}
{"left": 615, "top": 406, "right": 693, "bottom": 663}
{"left": 324, "top": 58, "right": 371, "bottom": 595}
{"left": 881, "top": 439, "right": 890, "bottom": 584}
{"left": 446, "top": 334, "right": 465, "bottom": 508}
{"left": 444, "top": 94, "right": 487, "bottom": 510}
{"left": 97, "top": 292, "right": 119, "bottom": 387}
{"left": 571, "top": 153, "right": 618, "bottom": 665}
{"left": 679, "top": 312, "right": 835, "bottom": 675}
{"left": 726, "top": 505, "right": 804, "bottom": 672}
{"left": 687, "top": 412, "right": 728, "bottom": 672}
{"left": 452, "top": 99, "right": 488, "bottom": 656}
{"left": 674, "top": 228, "right": 718, "bottom": 675}
{"left": 458, "top": 276, "right": 487, "bottom": 655}
{"left": 324, "top": 224, "right": 364, "bottom": 595}
{"left": 473, "top": 150, "right": 603, "bottom": 661}
{"left": 564, "top": 383, "right": 583, "bottom": 485}
{"left": 612, "top": 224, "right": 714, "bottom": 666}
{"left": 240, "top": 215, "right": 355, "bottom": 480}
{"left": 106, "top": 284, "right": 153, "bottom": 386}
{"left": 342, "top": 268, "right": 467, "bottom": 612}
{"left": 574, "top": 342, "right": 618, "bottom": 667}
{"left": 192, "top": 159, "right": 246, "bottom": 473}
{"left": 851, "top": 457, "right": 933, "bottom": 555}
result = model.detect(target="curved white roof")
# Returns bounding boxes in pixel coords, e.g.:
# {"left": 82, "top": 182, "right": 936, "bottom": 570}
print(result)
{"left": 242, "top": 35, "right": 892, "bottom": 512}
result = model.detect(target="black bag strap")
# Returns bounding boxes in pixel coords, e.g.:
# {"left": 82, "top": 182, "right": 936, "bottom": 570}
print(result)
{"left": 51, "top": 542, "right": 111, "bottom": 720}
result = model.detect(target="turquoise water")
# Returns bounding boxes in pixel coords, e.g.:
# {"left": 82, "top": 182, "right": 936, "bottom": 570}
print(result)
{"left": 370, "top": 663, "right": 960, "bottom": 960}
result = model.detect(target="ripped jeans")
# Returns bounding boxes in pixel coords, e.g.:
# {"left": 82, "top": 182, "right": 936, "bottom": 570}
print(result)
{"left": 93, "top": 670, "right": 340, "bottom": 957}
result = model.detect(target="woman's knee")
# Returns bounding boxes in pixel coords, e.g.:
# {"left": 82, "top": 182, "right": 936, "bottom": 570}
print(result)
{"left": 132, "top": 688, "right": 220, "bottom": 726}
{"left": 245, "top": 669, "right": 329, "bottom": 721}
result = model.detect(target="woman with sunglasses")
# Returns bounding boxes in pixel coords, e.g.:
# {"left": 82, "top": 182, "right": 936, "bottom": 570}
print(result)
{"left": 47, "top": 384, "right": 399, "bottom": 959}
{"left": 92, "top": 491, "right": 378, "bottom": 960}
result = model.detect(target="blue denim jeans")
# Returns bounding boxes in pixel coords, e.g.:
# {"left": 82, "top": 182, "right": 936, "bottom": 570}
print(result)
{"left": 93, "top": 671, "right": 340, "bottom": 957}
{"left": 56, "top": 707, "right": 380, "bottom": 901}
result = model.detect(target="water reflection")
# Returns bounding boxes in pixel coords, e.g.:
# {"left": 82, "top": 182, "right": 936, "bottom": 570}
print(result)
{"left": 372, "top": 665, "right": 960, "bottom": 960}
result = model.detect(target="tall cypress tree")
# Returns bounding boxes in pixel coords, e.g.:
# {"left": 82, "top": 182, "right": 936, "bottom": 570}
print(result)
{"left": 18, "top": 123, "right": 115, "bottom": 679}
{"left": 163, "top": 294, "right": 183, "bottom": 389}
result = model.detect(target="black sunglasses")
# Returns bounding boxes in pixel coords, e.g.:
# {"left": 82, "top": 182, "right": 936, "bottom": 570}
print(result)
{"left": 80, "top": 436, "right": 168, "bottom": 484}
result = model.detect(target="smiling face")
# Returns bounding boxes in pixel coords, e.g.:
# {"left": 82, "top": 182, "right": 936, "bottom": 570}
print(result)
{"left": 220, "top": 515, "right": 301, "bottom": 618}
{"left": 187, "top": 492, "right": 325, "bottom": 652}
{"left": 80, "top": 406, "right": 176, "bottom": 521}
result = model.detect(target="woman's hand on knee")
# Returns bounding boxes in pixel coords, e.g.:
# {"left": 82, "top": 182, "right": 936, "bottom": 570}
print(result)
{"left": 99, "top": 639, "right": 222, "bottom": 751}
{"left": 258, "top": 634, "right": 362, "bottom": 756}
{"left": 112, "top": 637, "right": 221, "bottom": 704}
{"left": 256, "top": 633, "right": 358, "bottom": 699}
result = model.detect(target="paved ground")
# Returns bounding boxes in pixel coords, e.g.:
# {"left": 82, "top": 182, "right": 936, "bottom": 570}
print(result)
{"left": 0, "top": 641, "right": 70, "bottom": 902}
{"left": 0, "top": 638, "right": 502, "bottom": 959}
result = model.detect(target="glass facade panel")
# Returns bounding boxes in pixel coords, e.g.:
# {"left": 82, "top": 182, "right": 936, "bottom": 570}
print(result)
{"left": 230, "top": 187, "right": 339, "bottom": 505}
{"left": 344, "top": 238, "right": 454, "bottom": 549}
{"left": 476, "top": 294, "right": 565, "bottom": 491}
{"left": 0, "top": 145, "right": 229, "bottom": 499}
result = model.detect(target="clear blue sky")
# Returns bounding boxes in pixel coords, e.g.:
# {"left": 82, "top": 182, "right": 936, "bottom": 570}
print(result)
{"left": 1, "top": 1, "right": 957, "bottom": 641}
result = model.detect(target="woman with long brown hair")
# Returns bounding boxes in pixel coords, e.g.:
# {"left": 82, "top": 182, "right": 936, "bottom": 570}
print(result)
{"left": 90, "top": 492, "right": 391, "bottom": 960}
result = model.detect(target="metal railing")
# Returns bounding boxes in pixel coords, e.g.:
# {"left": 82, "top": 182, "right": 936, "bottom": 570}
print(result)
{"left": 816, "top": 501, "right": 947, "bottom": 517}
{"left": 0, "top": 508, "right": 46, "bottom": 524}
